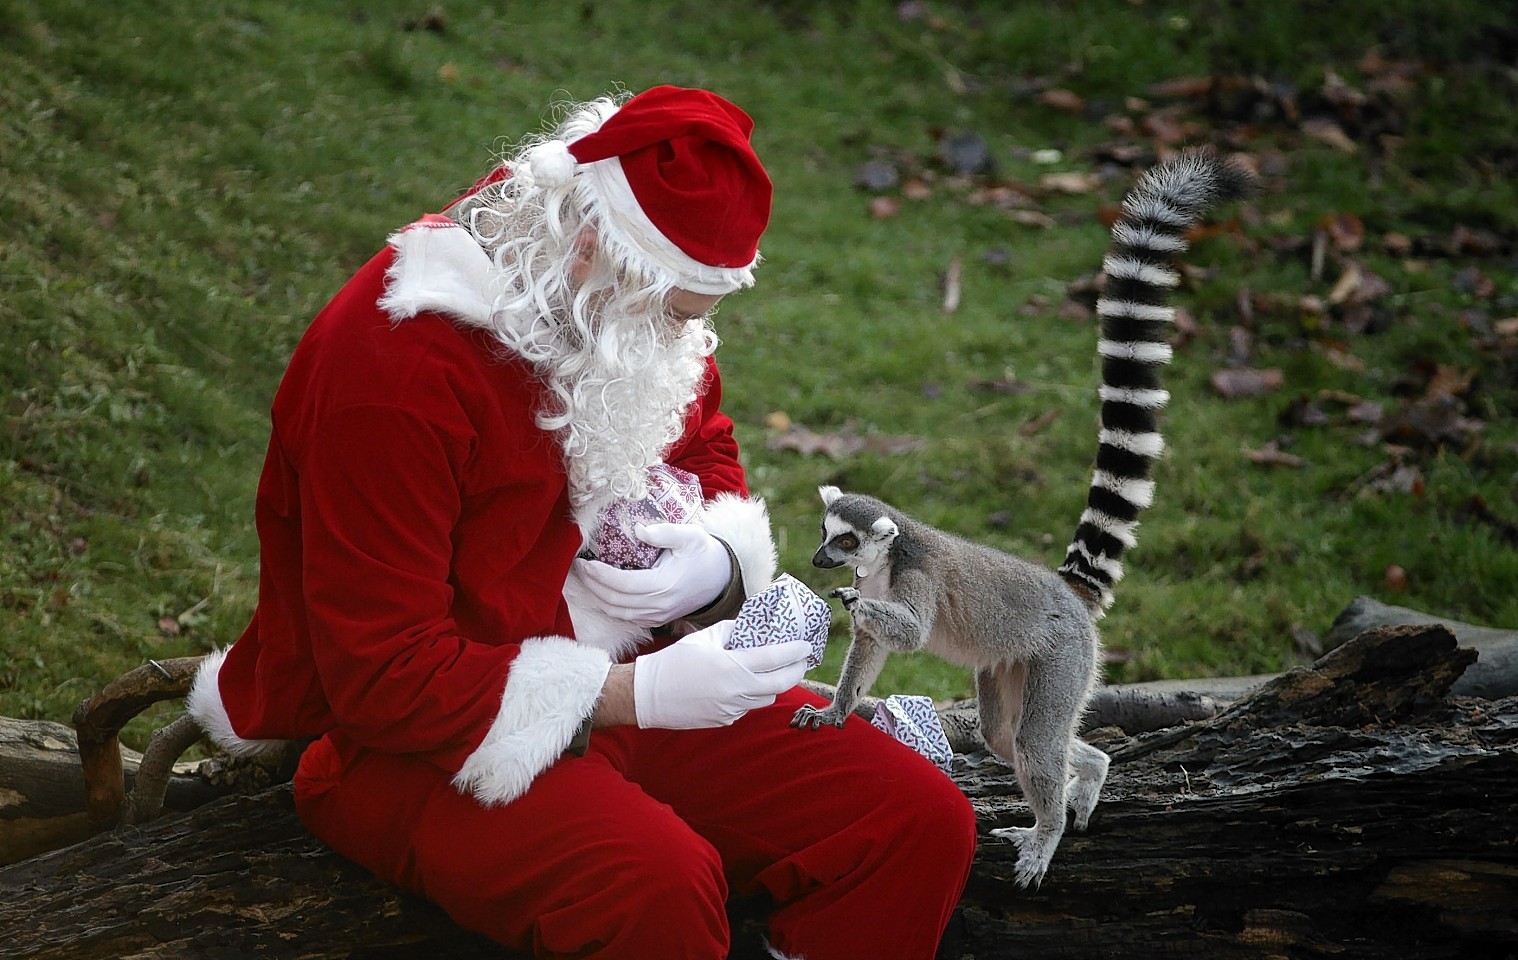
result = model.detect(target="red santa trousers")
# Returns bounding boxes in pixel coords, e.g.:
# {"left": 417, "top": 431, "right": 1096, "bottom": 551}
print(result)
{"left": 293, "top": 687, "right": 977, "bottom": 959}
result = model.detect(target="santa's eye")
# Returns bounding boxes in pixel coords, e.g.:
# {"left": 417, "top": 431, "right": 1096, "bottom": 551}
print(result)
{"left": 836, "top": 534, "right": 859, "bottom": 551}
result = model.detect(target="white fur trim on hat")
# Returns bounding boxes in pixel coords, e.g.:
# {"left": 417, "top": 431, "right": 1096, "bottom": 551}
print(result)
{"left": 451, "top": 636, "right": 612, "bottom": 806}
{"left": 700, "top": 493, "right": 777, "bottom": 599}
{"left": 377, "top": 219, "right": 497, "bottom": 327}
{"left": 582, "top": 156, "right": 758, "bottom": 296}
{"left": 185, "top": 648, "right": 289, "bottom": 758}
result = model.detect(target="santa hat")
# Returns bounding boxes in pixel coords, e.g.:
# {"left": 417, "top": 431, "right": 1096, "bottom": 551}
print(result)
{"left": 522, "top": 85, "right": 773, "bottom": 295}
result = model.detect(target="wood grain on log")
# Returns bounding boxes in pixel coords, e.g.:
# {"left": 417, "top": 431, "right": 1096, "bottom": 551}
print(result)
{"left": 1, "top": 625, "right": 1514, "bottom": 959}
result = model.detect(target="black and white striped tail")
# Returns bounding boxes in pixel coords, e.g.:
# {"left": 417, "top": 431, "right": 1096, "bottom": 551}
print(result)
{"left": 1057, "top": 149, "right": 1254, "bottom": 612}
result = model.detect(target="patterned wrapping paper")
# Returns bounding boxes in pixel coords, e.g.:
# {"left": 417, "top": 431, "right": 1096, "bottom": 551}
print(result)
{"left": 590, "top": 464, "right": 704, "bottom": 569}
{"left": 725, "top": 573, "right": 831, "bottom": 669}
{"left": 871, "top": 694, "right": 955, "bottom": 774}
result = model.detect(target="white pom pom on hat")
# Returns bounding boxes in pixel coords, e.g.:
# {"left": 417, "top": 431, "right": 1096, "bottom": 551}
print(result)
{"left": 525, "top": 139, "right": 578, "bottom": 188}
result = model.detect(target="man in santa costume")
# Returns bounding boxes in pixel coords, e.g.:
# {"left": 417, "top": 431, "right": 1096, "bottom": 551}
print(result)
{"left": 188, "top": 85, "right": 977, "bottom": 959}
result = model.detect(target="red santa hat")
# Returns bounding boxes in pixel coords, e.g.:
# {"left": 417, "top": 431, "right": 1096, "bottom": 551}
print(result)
{"left": 522, "top": 85, "right": 773, "bottom": 295}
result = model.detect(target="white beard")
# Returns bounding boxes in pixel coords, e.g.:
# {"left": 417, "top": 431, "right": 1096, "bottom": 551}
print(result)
{"left": 542, "top": 311, "right": 714, "bottom": 534}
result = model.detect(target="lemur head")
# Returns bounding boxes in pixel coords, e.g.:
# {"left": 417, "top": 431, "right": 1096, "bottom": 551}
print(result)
{"left": 812, "top": 485, "right": 900, "bottom": 578}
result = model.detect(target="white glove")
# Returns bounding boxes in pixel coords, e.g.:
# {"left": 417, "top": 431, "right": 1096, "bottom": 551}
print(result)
{"left": 573, "top": 523, "right": 732, "bottom": 628}
{"left": 633, "top": 621, "right": 811, "bottom": 730}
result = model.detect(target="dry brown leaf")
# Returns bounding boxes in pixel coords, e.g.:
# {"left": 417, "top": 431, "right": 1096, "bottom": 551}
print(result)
{"left": 1019, "top": 410, "right": 1061, "bottom": 437}
{"left": 1007, "top": 209, "right": 1056, "bottom": 228}
{"left": 1378, "top": 395, "right": 1484, "bottom": 450}
{"left": 1424, "top": 364, "right": 1475, "bottom": 401}
{"left": 969, "top": 183, "right": 1036, "bottom": 210}
{"left": 1327, "top": 261, "right": 1390, "bottom": 306}
{"left": 1453, "top": 266, "right": 1496, "bottom": 299}
{"left": 764, "top": 410, "right": 792, "bottom": 431}
{"left": 1383, "top": 564, "right": 1410, "bottom": 592}
{"left": 1317, "top": 212, "right": 1365, "bottom": 252}
{"left": 1146, "top": 76, "right": 1214, "bottom": 99}
{"left": 1140, "top": 109, "right": 1192, "bottom": 144}
{"left": 1059, "top": 299, "right": 1093, "bottom": 323}
{"left": 1040, "top": 171, "right": 1101, "bottom": 194}
{"left": 1450, "top": 225, "right": 1506, "bottom": 256}
{"left": 1313, "top": 341, "right": 1366, "bottom": 372}
{"left": 1243, "top": 442, "right": 1307, "bottom": 468}
{"left": 1038, "top": 88, "right": 1086, "bottom": 113}
{"left": 1301, "top": 117, "right": 1358, "bottom": 152}
{"left": 1211, "top": 367, "right": 1284, "bottom": 399}
{"left": 767, "top": 426, "right": 925, "bottom": 460}
{"left": 1494, "top": 317, "right": 1518, "bottom": 337}
{"left": 868, "top": 196, "right": 901, "bottom": 219}
{"left": 1103, "top": 115, "right": 1138, "bottom": 136}
{"left": 902, "top": 178, "right": 933, "bottom": 201}
{"left": 1321, "top": 70, "right": 1369, "bottom": 112}
{"left": 1170, "top": 306, "right": 1198, "bottom": 346}
{"left": 1328, "top": 263, "right": 1362, "bottom": 303}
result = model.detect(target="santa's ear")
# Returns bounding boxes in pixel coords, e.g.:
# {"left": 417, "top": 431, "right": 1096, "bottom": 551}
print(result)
{"left": 870, "top": 516, "right": 898, "bottom": 539}
{"left": 819, "top": 485, "right": 841, "bottom": 506}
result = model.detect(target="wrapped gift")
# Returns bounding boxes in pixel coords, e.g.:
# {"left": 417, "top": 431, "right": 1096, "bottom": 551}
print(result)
{"left": 726, "top": 573, "right": 830, "bottom": 669}
{"left": 590, "top": 464, "right": 704, "bottom": 569}
{"left": 871, "top": 694, "right": 954, "bottom": 774}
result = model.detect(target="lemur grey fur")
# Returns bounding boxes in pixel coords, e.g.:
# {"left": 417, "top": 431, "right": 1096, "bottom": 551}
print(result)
{"left": 791, "top": 149, "right": 1254, "bottom": 889}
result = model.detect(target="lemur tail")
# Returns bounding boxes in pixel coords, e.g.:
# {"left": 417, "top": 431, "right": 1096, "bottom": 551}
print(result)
{"left": 1057, "top": 148, "right": 1255, "bottom": 614}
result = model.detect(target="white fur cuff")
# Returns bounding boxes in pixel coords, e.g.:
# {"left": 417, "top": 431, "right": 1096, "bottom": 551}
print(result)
{"left": 452, "top": 637, "right": 612, "bottom": 806}
{"left": 185, "top": 648, "right": 289, "bottom": 758}
{"left": 702, "top": 493, "right": 778, "bottom": 599}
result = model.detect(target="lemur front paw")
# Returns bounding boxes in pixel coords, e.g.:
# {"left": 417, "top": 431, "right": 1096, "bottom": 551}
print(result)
{"left": 791, "top": 703, "right": 849, "bottom": 730}
{"left": 829, "top": 586, "right": 860, "bottom": 609}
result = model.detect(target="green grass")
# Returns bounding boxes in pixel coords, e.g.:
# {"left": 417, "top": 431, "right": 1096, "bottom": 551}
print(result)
{"left": 3, "top": 0, "right": 1516, "bottom": 748}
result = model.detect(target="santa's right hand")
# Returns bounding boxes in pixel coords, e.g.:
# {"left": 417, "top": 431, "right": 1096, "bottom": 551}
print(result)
{"left": 632, "top": 621, "right": 810, "bottom": 730}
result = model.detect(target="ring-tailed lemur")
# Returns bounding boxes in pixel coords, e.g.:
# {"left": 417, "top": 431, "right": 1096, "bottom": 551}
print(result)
{"left": 792, "top": 148, "right": 1255, "bottom": 889}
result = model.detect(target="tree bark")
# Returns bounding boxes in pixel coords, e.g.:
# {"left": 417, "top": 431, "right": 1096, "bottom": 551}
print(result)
{"left": 1, "top": 624, "right": 1514, "bottom": 959}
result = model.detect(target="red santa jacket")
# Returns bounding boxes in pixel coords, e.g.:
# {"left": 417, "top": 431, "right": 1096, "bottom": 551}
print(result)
{"left": 188, "top": 217, "right": 777, "bottom": 805}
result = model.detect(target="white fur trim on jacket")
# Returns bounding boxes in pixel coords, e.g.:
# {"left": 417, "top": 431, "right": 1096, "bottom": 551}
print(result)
{"left": 377, "top": 219, "right": 497, "bottom": 327}
{"left": 185, "top": 648, "right": 289, "bottom": 758}
{"left": 452, "top": 636, "right": 611, "bottom": 807}
{"left": 700, "top": 493, "right": 777, "bottom": 601}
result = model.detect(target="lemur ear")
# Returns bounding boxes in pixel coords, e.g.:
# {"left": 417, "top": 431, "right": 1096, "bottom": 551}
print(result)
{"left": 819, "top": 485, "right": 841, "bottom": 506}
{"left": 871, "top": 516, "right": 899, "bottom": 539}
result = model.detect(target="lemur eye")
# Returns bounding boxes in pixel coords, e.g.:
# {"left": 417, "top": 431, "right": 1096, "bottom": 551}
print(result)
{"left": 836, "top": 534, "right": 859, "bottom": 551}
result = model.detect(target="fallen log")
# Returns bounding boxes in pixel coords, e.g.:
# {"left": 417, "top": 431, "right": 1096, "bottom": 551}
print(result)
{"left": 1, "top": 623, "right": 1513, "bottom": 959}
{"left": 0, "top": 717, "right": 227, "bottom": 867}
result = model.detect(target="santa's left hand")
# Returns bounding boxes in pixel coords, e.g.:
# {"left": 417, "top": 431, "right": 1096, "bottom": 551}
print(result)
{"left": 573, "top": 523, "right": 731, "bottom": 627}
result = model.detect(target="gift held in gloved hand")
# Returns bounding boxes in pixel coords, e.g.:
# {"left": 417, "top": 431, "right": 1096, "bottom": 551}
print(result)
{"left": 871, "top": 694, "right": 954, "bottom": 774}
{"left": 725, "top": 573, "right": 830, "bottom": 669}
{"left": 590, "top": 464, "right": 704, "bottom": 569}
